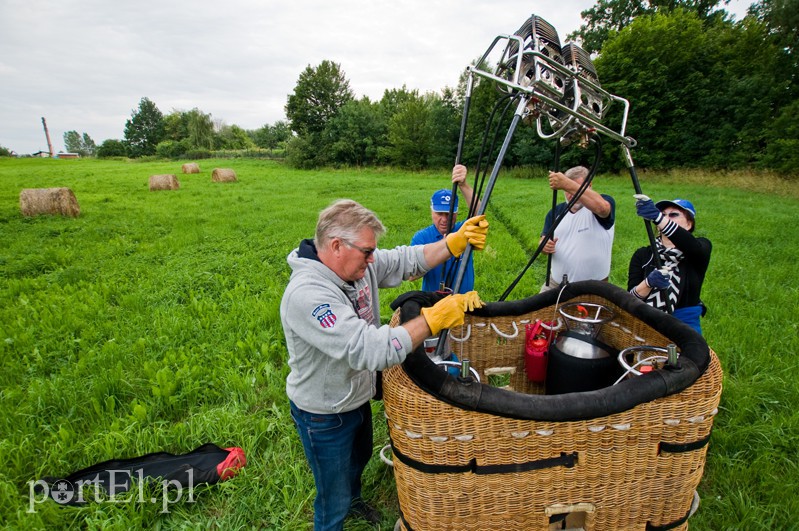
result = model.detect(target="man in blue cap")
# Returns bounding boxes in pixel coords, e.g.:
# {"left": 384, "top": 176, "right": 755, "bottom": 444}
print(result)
{"left": 410, "top": 164, "right": 477, "bottom": 293}
{"left": 628, "top": 197, "right": 712, "bottom": 334}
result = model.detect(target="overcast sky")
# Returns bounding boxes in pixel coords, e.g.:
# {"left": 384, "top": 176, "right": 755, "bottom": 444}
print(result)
{"left": 0, "top": 0, "right": 751, "bottom": 155}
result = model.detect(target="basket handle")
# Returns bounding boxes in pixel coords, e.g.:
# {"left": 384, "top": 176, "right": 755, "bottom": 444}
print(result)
{"left": 545, "top": 502, "right": 596, "bottom": 516}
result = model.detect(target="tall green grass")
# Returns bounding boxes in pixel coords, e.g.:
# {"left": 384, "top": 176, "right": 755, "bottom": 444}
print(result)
{"left": 1, "top": 157, "right": 797, "bottom": 530}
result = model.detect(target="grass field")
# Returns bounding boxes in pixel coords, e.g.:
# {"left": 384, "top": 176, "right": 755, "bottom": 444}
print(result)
{"left": 1, "top": 157, "right": 797, "bottom": 530}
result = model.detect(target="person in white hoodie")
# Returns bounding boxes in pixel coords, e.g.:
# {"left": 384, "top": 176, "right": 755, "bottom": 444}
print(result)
{"left": 281, "top": 199, "right": 488, "bottom": 530}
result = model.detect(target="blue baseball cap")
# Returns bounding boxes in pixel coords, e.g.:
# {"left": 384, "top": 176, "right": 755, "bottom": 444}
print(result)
{"left": 431, "top": 189, "right": 458, "bottom": 213}
{"left": 656, "top": 198, "right": 696, "bottom": 220}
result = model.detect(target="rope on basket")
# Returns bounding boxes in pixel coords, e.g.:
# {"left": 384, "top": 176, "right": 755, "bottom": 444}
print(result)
{"left": 490, "top": 321, "right": 519, "bottom": 338}
{"left": 449, "top": 324, "right": 471, "bottom": 342}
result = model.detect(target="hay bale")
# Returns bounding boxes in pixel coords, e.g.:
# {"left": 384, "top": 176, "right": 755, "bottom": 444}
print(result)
{"left": 181, "top": 162, "right": 200, "bottom": 174}
{"left": 19, "top": 187, "right": 80, "bottom": 218}
{"left": 211, "top": 168, "right": 237, "bottom": 182}
{"left": 149, "top": 174, "right": 181, "bottom": 191}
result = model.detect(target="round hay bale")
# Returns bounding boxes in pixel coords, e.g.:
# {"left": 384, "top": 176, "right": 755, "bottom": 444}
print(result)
{"left": 149, "top": 174, "right": 180, "bottom": 191}
{"left": 19, "top": 187, "right": 80, "bottom": 218}
{"left": 211, "top": 168, "right": 237, "bottom": 182}
{"left": 181, "top": 162, "right": 200, "bottom": 174}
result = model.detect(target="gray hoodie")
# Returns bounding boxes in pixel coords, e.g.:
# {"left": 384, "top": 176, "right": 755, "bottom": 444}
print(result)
{"left": 281, "top": 239, "right": 430, "bottom": 414}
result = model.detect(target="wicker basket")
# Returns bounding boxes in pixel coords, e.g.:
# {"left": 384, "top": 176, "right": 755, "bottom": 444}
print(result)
{"left": 384, "top": 281, "right": 722, "bottom": 531}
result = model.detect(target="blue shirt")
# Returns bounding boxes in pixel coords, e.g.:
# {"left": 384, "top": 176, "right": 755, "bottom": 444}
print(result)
{"left": 411, "top": 221, "right": 475, "bottom": 293}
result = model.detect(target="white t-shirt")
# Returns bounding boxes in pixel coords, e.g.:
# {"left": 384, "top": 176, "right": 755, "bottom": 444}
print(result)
{"left": 547, "top": 199, "right": 615, "bottom": 282}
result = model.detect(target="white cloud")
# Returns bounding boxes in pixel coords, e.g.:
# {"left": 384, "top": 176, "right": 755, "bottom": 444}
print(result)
{"left": 0, "top": 0, "right": 752, "bottom": 154}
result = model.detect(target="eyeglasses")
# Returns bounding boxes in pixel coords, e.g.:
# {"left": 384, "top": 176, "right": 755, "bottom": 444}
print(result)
{"left": 342, "top": 239, "right": 375, "bottom": 259}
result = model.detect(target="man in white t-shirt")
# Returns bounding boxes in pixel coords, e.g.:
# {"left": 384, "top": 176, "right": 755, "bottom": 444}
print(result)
{"left": 538, "top": 166, "right": 615, "bottom": 291}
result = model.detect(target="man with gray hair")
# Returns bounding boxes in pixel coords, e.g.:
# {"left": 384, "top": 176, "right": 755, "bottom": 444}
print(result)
{"left": 538, "top": 166, "right": 615, "bottom": 291}
{"left": 281, "top": 199, "right": 488, "bottom": 530}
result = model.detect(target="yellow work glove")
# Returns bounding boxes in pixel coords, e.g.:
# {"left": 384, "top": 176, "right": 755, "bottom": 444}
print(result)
{"left": 445, "top": 215, "right": 489, "bottom": 257}
{"left": 420, "top": 291, "right": 484, "bottom": 336}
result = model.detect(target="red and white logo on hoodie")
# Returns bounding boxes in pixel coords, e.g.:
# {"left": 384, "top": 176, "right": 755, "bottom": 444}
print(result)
{"left": 312, "top": 304, "right": 337, "bottom": 328}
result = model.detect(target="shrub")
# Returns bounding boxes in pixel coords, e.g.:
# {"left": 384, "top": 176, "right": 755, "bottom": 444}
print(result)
{"left": 96, "top": 139, "right": 128, "bottom": 158}
{"left": 155, "top": 138, "right": 193, "bottom": 159}
{"left": 286, "top": 135, "right": 327, "bottom": 169}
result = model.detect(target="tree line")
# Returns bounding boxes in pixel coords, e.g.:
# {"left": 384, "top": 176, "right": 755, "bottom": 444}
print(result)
{"left": 277, "top": 0, "right": 796, "bottom": 174}
{"left": 86, "top": 100, "right": 292, "bottom": 160}
{"left": 46, "top": 0, "right": 796, "bottom": 176}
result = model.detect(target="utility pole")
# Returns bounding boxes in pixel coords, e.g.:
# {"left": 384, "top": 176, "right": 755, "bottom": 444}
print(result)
{"left": 41, "top": 117, "right": 54, "bottom": 157}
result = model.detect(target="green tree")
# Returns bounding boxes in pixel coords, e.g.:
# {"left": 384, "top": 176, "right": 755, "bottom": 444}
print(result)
{"left": 0, "top": 145, "right": 12, "bottom": 157}
{"left": 124, "top": 97, "right": 165, "bottom": 157}
{"left": 378, "top": 86, "right": 420, "bottom": 120}
{"left": 160, "top": 107, "right": 217, "bottom": 151}
{"left": 425, "top": 88, "right": 461, "bottom": 168}
{"left": 595, "top": 9, "right": 787, "bottom": 169}
{"left": 596, "top": 11, "right": 716, "bottom": 168}
{"left": 186, "top": 108, "right": 214, "bottom": 150}
{"left": 285, "top": 60, "right": 354, "bottom": 136}
{"left": 81, "top": 133, "right": 96, "bottom": 157}
{"left": 509, "top": 126, "right": 560, "bottom": 168}
{"left": 324, "top": 97, "right": 387, "bottom": 166}
{"left": 251, "top": 121, "right": 292, "bottom": 151}
{"left": 376, "top": 86, "right": 422, "bottom": 164}
{"left": 163, "top": 111, "right": 189, "bottom": 142}
{"left": 762, "top": 99, "right": 799, "bottom": 174}
{"left": 702, "top": 16, "right": 790, "bottom": 167}
{"left": 753, "top": 0, "right": 799, "bottom": 109}
{"left": 63, "top": 131, "right": 81, "bottom": 154}
{"left": 753, "top": 0, "right": 799, "bottom": 59}
{"left": 569, "top": 0, "right": 727, "bottom": 53}
{"left": 271, "top": 121, "right": 293, "bottom": 147}
{"left": 63, "top": 131, "right": 96, "bottom": 156}
{"left": 96, "top": 139, "right": 128, "bottom": 158}
{"left": 754, "top": 0, "right": 799, "bottom": 174}
{"left": 215, "top": 124, "right": 255, "bottom": 150}
{"left": 384, "top": 90, "right": 432, "bottom": 169}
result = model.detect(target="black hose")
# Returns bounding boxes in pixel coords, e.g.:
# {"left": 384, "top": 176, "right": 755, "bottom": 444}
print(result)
{"left": 544, "top": 141, "right": 562, "bottom": 287}
{"left": 622, "top": 145, "right": 671, "bottom": 314}
{"left": 442, "top": 93, "right": 517, "bottom": 290}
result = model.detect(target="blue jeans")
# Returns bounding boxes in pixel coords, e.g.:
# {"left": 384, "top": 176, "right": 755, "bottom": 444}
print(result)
{"left": 673, "top": 305, "right": 703, "bottom": 335}
{"left": 289, "top": 400, "right": 373, "bottom": 531}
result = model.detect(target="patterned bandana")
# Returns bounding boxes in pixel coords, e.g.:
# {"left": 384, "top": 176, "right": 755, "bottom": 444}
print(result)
{"left": 647, "top": 239, "right": 685, "bottom": 312}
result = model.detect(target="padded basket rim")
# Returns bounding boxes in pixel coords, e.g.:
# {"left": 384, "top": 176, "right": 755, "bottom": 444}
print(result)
{"left": 392, "top": 280, "right": 710, "bottom": 422}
